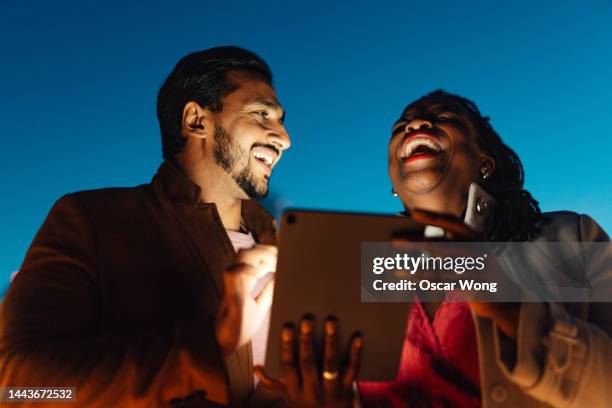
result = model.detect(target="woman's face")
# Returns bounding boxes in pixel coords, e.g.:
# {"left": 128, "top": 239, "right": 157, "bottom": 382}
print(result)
{"left": 388, "top": 98, "right": 489, "bottom": 215}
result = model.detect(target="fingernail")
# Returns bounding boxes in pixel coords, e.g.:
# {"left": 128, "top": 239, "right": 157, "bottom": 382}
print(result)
{"left": 353, "top": 336, "right": 363, "bottom": 348}
{"left": 325, "top": 319, "right": 337, "bottom": 335}
{"left": 300, "top": 318, "right": 313, "bottom": 334}
{"left": 281, "top": 326, "right": 294, "bottom": 341}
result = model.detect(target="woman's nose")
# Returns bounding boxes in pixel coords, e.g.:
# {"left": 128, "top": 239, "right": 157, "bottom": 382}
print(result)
{"left": 405, "top": 119, "right": 433, "bottom": 132}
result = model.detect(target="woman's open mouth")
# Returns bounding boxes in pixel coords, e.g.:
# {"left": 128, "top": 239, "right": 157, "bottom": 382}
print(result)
{"left": 398, "top": 135, "right": 443, "bottom": 164}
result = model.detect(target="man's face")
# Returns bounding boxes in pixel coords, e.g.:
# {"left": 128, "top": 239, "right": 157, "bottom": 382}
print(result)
{"left": 388, "top": 98, "right": 481, "bottom": 201}
{"left": 210, "top": 71, "right": 290, "bottom": 199}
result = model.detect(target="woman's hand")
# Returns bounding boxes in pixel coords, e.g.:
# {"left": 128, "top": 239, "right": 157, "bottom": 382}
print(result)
{"left": 254, "top": 316, "right": 363, "bottom": 407}
{"left": 410, "top": 209, "right": 521, "bottom": 339}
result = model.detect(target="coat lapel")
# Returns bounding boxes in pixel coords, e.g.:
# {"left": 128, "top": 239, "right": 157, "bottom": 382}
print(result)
{"left": 151, "top": 161, "right": 276, "bottom": 406}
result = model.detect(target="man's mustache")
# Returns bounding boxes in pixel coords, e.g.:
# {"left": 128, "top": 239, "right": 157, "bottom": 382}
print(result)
{"left": 252, "top": 143, "right": 280, "bottom": 156}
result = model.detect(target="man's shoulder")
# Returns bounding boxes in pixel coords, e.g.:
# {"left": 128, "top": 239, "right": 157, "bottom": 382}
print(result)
{"left": 66, "top": 184, "right": 152, "bottom": 203}
{"left": 53, "top": 184, "right": 157, "bottom": 220}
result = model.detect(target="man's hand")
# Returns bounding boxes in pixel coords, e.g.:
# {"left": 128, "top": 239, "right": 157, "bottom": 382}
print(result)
{"left": 215, "top": 244, "right": 277, "bottom": 356}
{"left": 254, "top": 316, "right": 363, "bottom": 407}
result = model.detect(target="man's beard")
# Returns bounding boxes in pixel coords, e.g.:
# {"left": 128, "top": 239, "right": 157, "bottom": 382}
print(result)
{"left": 213, "top": 125, "right": 268, "bottom": 199}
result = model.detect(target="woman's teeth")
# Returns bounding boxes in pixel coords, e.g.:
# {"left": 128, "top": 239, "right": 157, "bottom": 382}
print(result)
{"left": 401, "top": 138, "right": 442, "bottom": 158}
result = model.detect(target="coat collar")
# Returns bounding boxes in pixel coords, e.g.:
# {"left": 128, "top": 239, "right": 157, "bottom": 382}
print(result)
{"left": 152, "top": 160, "right": 276, "bottom": 243}
{"left": 155, "top": 160, "right": 202, "bottom": 204}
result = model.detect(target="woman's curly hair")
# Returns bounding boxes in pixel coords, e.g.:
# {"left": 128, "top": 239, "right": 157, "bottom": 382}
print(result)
{"left": 403, "top": 90, "right": 542, "bottom": 241}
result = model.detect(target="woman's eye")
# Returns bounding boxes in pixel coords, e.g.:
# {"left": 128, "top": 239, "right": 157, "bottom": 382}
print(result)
{"left": 435, "top": 113, "right": 456, "bottom": 121}
{"left": 392, "top": 123, "right": 406, "bottom": 137}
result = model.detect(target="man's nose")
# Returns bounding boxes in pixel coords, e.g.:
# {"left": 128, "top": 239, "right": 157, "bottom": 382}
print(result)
{"left": 267, "top": 125, "right": 291, "bottom": 151}
{"left": 405, "top": 119, "right": 433, "bottom": 132}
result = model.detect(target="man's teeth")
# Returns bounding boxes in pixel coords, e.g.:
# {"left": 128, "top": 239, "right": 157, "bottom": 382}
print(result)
{"left": 402, "top": 138, "right": 441, "bottom": 158}
{"left": 253, "top": 151, "right": 273, "bottom": 166}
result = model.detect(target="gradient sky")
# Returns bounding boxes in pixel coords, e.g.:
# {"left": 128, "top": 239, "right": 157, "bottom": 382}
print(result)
{"left": 1, "top": 0, "right": 611, "bottom": 296}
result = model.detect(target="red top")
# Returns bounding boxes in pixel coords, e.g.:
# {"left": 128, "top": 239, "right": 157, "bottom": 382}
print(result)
{"left": 358, "top": 298, "right": 481, "bottom": 407}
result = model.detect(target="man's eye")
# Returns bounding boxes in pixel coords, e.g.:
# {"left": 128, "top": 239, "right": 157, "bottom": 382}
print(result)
{"left": 255, "top": 111, "right": 269, "bottom": 118}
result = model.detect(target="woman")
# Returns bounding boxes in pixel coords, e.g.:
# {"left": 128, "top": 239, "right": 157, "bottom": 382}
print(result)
{"left": 258, "top": 90, "right": 611, "bottom": 407}
{"left": 357, "top": 90, "right": 612, "bottom": 407}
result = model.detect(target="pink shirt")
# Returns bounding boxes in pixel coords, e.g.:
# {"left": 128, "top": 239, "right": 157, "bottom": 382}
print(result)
{"left": 358, "top": 298, "right": 481, "bottom": 407}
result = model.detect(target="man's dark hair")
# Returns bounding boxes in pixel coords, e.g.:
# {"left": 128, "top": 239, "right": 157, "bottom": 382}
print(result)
{"left": 157, "top": 46, "right": 273, "bottom": 159}
{"left": 402, "top": 90, "right": 542, "bottom": 242}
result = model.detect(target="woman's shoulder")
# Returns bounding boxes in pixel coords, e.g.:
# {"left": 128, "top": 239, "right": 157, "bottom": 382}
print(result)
{"left": 534, "top": 211, "right": 609, "bottom": 242}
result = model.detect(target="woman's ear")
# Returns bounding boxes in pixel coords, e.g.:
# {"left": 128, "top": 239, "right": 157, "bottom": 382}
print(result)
{"left": 479, "top": 153, "right": 496, "bottom": 180}
{"left": 181, "top": 101, "right": 210, "bottom": 140}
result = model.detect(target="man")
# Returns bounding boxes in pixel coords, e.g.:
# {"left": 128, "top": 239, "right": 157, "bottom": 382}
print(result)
{"left": 0, "top": 46, "right": 290, "bottom": 407}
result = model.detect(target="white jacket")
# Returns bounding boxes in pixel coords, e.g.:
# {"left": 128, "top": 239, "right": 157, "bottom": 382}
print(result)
{"left": 467, "top": 187, "right": 611, "bottom": 407}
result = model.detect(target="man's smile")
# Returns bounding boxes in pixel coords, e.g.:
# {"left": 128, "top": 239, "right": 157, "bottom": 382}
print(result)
{"left": 251, "top": 145, "right": 280, "bottom": 176}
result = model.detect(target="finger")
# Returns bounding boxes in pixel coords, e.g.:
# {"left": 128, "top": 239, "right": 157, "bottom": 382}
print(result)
{"left": 342, "top": 334, "right": 363, "bottom": 389}
{"left": 238, "top": 244, "right": 278, "bottom": 257}
{"left": 253, "top": 244, "right": 278, "bottom": 255}
{"left": 236, "top": 248, "right": 277, "bottom": 275}
{"left": 236, "top": 245, "right": 278, "bottom": 273}
{"left": 224, "top": 262, "right": 260, "bottom": 279}
{"left": 468, "top": 301, "right": 520, "bottom": 319}
{"left": 411, "top": 209, "right": 480, "bottom": 240}
{"left": 280, "top": 323, "right": 300, "bottom": 397}
{"left": 468, "top": 302, "right": 520, "bottom": 339}
{"left": 254, "top": 365, "right": 287, "bottom": 395}
{"left": 254, "top": 279, "right": 275, "bottom": 310}
{"left": 322, "top": 316, "right": 340, "bottom": 395}
{"left": 223, "top": 263, "right": 259, "bottom": 295}
{"left": 299, "top": 316, "right": 319, "bottom": 396}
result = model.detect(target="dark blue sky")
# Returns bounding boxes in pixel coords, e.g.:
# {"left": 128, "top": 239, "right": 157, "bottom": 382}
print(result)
{"left": 1, "top": 0, "right": 611, "bottom": 294}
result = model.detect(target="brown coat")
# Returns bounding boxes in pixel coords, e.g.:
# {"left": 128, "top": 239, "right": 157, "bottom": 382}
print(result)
{"left": 0, "top": 161, "right": 276, "bottom": 407}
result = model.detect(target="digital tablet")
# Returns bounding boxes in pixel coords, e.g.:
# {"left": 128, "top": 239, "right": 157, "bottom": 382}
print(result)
{"left": 264, "top": 210, "right": 425, "bottom": 381}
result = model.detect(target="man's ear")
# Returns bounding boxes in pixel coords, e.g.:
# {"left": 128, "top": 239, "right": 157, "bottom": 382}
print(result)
{"left": 181, "top": 101, "right": 211, "bottom": 140}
